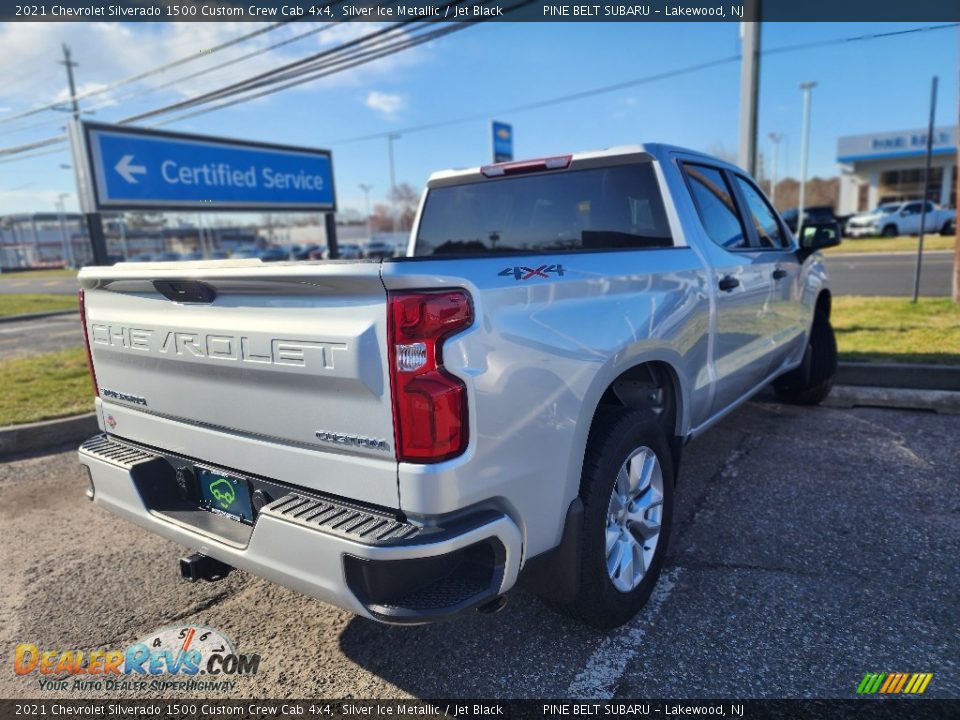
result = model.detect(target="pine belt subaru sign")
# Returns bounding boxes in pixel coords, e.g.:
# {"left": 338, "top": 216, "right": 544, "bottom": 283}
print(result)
{"left": 72, "top": 121, "right": 336, "bottom": 212}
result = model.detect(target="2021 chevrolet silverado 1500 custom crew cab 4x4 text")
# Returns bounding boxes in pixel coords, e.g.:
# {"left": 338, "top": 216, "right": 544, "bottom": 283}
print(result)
{"left": 77, "top": 145, "right": 840, "bottom": 628}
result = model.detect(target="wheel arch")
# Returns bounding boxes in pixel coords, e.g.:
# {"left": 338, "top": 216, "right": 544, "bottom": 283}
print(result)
{"left": 582, "top": 359, "right": 686, "bottom": 486}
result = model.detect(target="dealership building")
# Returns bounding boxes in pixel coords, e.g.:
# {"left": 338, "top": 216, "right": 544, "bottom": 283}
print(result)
{"left": 836, "top": 126, "right": 957, "bottom": 215}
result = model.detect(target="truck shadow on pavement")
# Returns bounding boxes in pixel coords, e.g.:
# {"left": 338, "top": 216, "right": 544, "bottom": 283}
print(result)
{"left": 337, "top": 398, "right": 960, "bottom": 699}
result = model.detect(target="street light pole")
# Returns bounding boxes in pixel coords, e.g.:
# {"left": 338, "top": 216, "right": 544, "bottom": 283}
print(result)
{"left": 387, "top": 133, "right": 400, "bottom": 234}
{"left": 797, "top": 81, "right": 817, "bottom": 239}
{"left": 768, "top": 133, "right": 782, "bottom": 207}
{"left": 359, "top": 183, "right": 373, "bottom": 239}
{"left": 55, "top": 194, "right": 71, "bottom": 268}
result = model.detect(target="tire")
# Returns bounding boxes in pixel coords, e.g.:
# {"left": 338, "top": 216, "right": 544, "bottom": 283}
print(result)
{"left": 940, "top": 221, "right": 954, "bottom": 237}
{"left": 560, "top": 408, "right": 675, "bottom": 629}
{"left": 881, "top": 224, "right": 898, "bottom": 238}
{"left": 773, "top": 311, "right": 837, "bottom": 405}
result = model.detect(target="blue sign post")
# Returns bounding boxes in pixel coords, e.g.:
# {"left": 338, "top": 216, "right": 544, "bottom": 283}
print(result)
{"left": 492, "top": 121, "right": 513, "bottom": 163}
{"left": 76, "top": 121, "right": 336, "bottom": 212}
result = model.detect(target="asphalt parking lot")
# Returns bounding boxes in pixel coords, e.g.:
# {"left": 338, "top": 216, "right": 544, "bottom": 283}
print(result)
{"left": 1, "top": 398, "right": 957, "bottom": 700}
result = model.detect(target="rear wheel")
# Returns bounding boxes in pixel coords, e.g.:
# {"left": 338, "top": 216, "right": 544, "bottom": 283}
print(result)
{"left": 773, "top": 311, "right": 837, "bottom": 405}
{"left": 560, "top": 409, "right": 674, "bottom": 629}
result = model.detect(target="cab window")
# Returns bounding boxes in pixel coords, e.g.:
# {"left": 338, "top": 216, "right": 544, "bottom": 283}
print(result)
{"left": 732, "top": 175, "right": 790, "bottom": 250}
{"left": 682, "top": 163, "right": 748, "bottom": 250}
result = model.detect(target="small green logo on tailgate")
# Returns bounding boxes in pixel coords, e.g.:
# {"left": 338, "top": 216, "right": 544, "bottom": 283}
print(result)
{"left": 208, "top": 478, "right": 236, "bottom": 509}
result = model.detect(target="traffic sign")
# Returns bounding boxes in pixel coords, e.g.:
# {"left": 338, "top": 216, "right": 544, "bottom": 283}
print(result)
{"left": 492, "top": 121, "right": 513, "bottom": 163}
{"left": 71, "top": 121, "right": 336, "bottom": 212}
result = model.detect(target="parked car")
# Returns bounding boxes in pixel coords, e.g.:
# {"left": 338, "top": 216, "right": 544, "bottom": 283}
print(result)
{"left": 258, "top": 246, "right": 290, "bottom": 262}
{"left": 77, "top": 143, "right": 839, "bottom": 629}
{"left": 845, "top": 201, "right": 956, "bottom": 238}
{"left": 129, "top": 253, "right": 155, "bottom": 262}
{"left": 307, "top": 247, "right": 328, "bottom": 260}
{"left": 333, "top": 243, "right": 362, "bottom": 259}
{"left": 364, "top": 240, "right": 396, "bottom": 259}
{"left": 780, "top": 205, "right": 837, "bottom": 234}
{"left": 230, "top": 248, "right": 261, "bottom": 259}
{"left": 293, "top": 244, "right": 322, "bottom": 260}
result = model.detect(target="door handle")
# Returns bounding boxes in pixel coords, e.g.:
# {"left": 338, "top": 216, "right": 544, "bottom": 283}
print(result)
{"left": 718, "top": 275, "right": 740, "bottom": 292}
{"left": 772, "top": 268, "right": 788, "bottom": 280}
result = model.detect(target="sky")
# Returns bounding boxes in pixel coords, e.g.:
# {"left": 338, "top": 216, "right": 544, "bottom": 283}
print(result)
{"left": 0, "top": 20, "right": 956, "bottom": 218}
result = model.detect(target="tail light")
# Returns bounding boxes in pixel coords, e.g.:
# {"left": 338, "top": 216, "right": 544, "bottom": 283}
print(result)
{"left": 78, "top": 289, "right": 99, "bottom": 397}
{"left": 388, "top": 290, "right": 473, "bottom": 463}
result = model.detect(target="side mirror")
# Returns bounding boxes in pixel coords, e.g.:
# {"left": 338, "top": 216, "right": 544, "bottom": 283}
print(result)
{"left": 798, "top": 220, "right": 841, "bottom": 258}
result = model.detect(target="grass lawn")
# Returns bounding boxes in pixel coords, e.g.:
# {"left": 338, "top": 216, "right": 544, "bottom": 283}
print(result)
{"left": 0, "top": 348, "right": 94, "bottom": 426}
{"left": 832, "top": 296, "right": 960, "bottom": 365}
{"left": 0, "top": 293, "right": 78, "bottom": 317}
{"left": 0, "top": 268, "right": 77, "bottom": 280}
{"left": 825, "top": 235, "right": 956, "bottom": 254}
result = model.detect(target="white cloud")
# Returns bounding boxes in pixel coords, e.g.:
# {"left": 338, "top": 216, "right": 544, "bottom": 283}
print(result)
{"left": 0, "top": 22, "right": 429, "bottom": 126}
{"left": 364, "top": 90, "right": 404, "bottom": 118}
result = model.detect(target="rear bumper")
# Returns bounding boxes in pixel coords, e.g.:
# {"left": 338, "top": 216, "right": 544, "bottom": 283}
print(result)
{"left": 78, "top": 434, "right": 522, "bottom": 624}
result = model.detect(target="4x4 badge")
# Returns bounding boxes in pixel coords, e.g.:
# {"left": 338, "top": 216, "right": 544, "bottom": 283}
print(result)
{"left": 498, "top": 264, "right": 565, "bottom": 281}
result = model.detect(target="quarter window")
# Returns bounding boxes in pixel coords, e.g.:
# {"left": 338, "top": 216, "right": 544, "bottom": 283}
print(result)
{"left": 682, "top": 164, "right": 748, "bottom": 250}
{"left": 732, "top": 175, "right": 790, "bottom": 249}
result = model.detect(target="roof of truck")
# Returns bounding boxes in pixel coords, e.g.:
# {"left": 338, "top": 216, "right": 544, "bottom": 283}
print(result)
{"left": 426, "top": 143, "right": 734, "bottom": 187}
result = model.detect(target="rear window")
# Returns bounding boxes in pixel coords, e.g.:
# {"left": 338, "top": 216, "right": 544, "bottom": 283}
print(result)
{"left": 414, "top": 163, "right": 673, "bottom": 257}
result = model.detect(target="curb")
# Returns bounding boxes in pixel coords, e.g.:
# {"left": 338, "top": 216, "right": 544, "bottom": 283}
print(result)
{"left": 0, "top": 309, "right": 78, "bottom": 324}
{"left": 837, "top": 362, "right": 960, "bottom": 391}
{"left": 824, "top": 385, "right": 960, "bottom": 415}
{"left": 0, "top": 412, "right": 98, "bottom": 459}
{"left": 825, "top": 249, "right": 953, "bottom": 259}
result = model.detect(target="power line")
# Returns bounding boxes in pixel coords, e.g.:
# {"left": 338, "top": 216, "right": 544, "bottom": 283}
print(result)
{"left": 0, "top": 21, "right": 337, "bottom": 139}
{"left": 154, "top": 19, "right": 482, "bottom": 128}
{"left": 0, "top": 21, "right": 953, "bottom": 161}
{"left": 0, "top": 22, "right": 291, "bottom": 125}
{"left": 332, "top": 22, "right": 960, "bottom": 144}
{"left": 119, "top": 8, "right": 466, "bottom": 124}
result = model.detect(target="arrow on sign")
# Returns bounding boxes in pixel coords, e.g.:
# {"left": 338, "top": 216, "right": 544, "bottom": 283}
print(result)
{"left": 114, "top": 154, "right": 147, "bottom": 184}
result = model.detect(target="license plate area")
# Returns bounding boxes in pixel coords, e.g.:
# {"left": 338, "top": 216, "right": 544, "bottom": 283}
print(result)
{"left": 197, "top": 466, "right": 254, "bottom": 525}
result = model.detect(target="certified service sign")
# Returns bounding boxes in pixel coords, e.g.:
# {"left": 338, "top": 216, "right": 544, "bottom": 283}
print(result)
{"left": 72, "top": 121, "right": 336, "bottom": 212}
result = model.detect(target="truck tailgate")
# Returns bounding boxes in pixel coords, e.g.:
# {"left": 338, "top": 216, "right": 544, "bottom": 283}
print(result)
{"left": 79, "top": 261, "right": 399, "bottom": 507}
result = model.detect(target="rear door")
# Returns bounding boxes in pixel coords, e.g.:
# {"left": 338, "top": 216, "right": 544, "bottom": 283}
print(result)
{"left": 80, "top": 261, "right": 399, "bottom": 507}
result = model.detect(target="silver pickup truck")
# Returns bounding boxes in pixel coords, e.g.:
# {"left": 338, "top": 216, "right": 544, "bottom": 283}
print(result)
{"left": 77, "top": 144, "right": 840, "bottom": 628}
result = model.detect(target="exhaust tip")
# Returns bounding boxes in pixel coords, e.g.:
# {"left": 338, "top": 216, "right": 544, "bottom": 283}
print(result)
{"left": 179, "top": 552, "right": 233, "bottom": 583}
{"left": 476, "top": 595, "right": 508, "bottom": 615}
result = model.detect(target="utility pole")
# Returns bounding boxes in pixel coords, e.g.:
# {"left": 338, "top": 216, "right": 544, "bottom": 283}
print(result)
{"left": 912, "top": 76, "right": 938, "bottom": 304}
{"left": 797, "top": 81, "right": 817, "bottom": 239}
{"left": 359, "top": 183, "right": 373, "bottom": 239}
{"left": 737, "top": 16, "right": 761, "bottom": 176}
{"left": 58, "top": 44, "right": 80, "bottom": 121}
{"left": 768, "top": 133, "right": 782, "bottom": 207}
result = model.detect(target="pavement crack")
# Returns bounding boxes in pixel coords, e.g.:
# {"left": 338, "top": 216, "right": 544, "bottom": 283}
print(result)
{"left": 166, "top": 590, "right": 233, "bottom": 623}
{"left": 672, "top": 431, "right": 758, "bottom": 542}
{"left": 671, "top": 560, "right": 819, "bottom": 578}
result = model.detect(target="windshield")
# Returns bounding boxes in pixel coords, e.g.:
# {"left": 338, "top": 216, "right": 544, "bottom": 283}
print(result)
{"left": 414, "top": 163, "right": 673, "bottom": 257}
